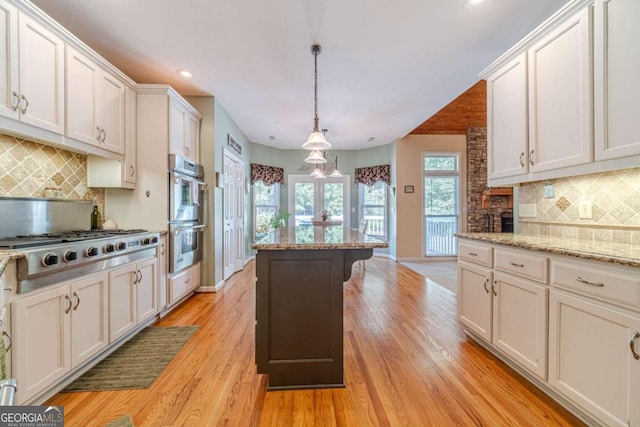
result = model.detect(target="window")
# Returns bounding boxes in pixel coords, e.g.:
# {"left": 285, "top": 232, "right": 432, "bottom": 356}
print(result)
{"left": 288, "top": 175, "right": 350, "bottom": 226}
{"left": 253, "top": 181, "right": 279, "bottom": 236}
{"left": 423, "top": 153, "right": 460, "bottom": 257}
{"left": 359, "top": 181, "right": 387, "bottom": 239}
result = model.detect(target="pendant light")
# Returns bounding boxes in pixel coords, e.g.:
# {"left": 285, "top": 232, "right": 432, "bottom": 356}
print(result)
{"left": 329, "top": 155, "right": 343, "bottom": 177}
{"left": 304, "top": 150, "right": 327, "bottom": 164}
{"left": 303, "top": 44, "right": 331, "bottom": 153}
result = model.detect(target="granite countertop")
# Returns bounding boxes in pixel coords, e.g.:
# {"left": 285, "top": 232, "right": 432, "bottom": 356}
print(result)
{"left": 456, "top": 232, "right": 640, "bottom": 268}
{"left": 0, "top": 250, "right": 24, "bottom": 277}
{"left": 252, "top": 226, "right": 388, "bottom": 250}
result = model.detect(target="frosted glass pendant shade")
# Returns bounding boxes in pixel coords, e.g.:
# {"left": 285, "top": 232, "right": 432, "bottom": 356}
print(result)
{"left": 329, "top": 168, "right": 343, "bottom": 177}
{"left": 311, "top": 168, "right": 326, "bottom": 178}
{"left": 304, "top": 150, "right": 327, "bottom": 164}
{"left": 303, "top": 131, "right": 331, "bottom": 150}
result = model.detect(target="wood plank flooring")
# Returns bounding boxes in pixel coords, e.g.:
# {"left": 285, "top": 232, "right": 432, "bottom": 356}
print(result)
{"left": 46, "top": 258, "right": 584, "bottom": 426}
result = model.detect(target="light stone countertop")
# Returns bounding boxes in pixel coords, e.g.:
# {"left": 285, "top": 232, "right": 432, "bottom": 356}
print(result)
{"left": 456, "top": 232, "right": 640, "bottom": 268}
{"left": 252, "top": 226, "right": 388, "bottom": 251}
{"left": 0, "top": 251, "right": 24, "bottom": 278}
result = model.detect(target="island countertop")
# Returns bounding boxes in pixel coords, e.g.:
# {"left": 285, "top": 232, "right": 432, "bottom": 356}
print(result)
{"left": 456, "top": 232, "right": 640, "bottom": 268}
{"left": 252, "top": 226, "right": 388, "bottom": 251}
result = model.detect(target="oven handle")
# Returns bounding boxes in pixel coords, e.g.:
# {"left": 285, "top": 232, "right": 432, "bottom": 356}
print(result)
{"left": 173, "top": 224, "right": 207, "bottom": 236}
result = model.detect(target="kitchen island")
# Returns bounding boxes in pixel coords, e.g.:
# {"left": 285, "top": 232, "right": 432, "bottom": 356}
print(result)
{"left": 251, "top": 226, "right": 387, "bottom": 390}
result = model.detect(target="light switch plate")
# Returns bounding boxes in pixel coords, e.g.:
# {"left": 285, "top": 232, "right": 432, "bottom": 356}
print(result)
{"left": 519, "top": 203, "right": 537, "bottom": 218}
{"left": 544, "top": 184, "right": 554, "bottom": 198}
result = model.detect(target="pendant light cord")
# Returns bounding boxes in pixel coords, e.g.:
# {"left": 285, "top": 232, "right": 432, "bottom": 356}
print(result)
{"left": 312, "top": 45, "right": 321, "bottom": 132}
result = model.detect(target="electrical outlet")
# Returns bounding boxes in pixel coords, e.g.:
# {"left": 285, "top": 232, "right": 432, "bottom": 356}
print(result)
{"left": 579, "top": 201, "right": 592, "bottom": 219}
{"left": 519, "top": 203, "right": 537, "bottom": 218}
{"left": 544, "top": 184, "right": 554, "bottom": 198}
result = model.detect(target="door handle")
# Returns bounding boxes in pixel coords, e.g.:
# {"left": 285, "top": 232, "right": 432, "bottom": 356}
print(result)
{"left": 173, "top": 224, "right": 207, "bottom": 236}
{"left": 491, "top": 281, "right": 498, "bottom": 296}
{"left": 132, "top": 270, "right": 138, "bottom": 284}
{"left": 529, "top": 149, "right": 535, "bottom": 166}
{"left": 130, "top": 165, "right": 135, "bottom": 177}
{"left": 11, "top": 91, "right": 19, "bottom": 111}
{"left": 20, "top": 95, "right": 29, "bottom": 114}
{"left": 73, "top": 291, "right": 80, "bottom": 311}
{"left": 483, "top": 278, "right": 489, "bottom": 294}
{"left": 65, "top": 294, "right": 72, "bottom": 314}
{"left": 631, "top": 332, "right": 640, "bottom": 360}
{"left": 519, "top": 152, "right": 525, "bottom": 167}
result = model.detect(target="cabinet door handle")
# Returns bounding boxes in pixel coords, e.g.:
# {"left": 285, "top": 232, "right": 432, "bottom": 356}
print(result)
{"left": 529, "top": 149, "right": 535, "bottom": 166}
{"left": 129, "top": 165, "right": 135, "bottom": 177}
{"left": 576, "top": 276, "right": 604, "bottom": 287}
{"left": 468, "top": 252, "right": 478, "bottom": 256}
{"left": 102, "top": 129, "right": 107, "bottom": 142}
{"left": 160, "top": 243, "right": 166, "bottom": 255}
{"left": 519, "top": 152, "right": 525, "bottom": 167}
{"left": 631, "top": 332, "right": 640, "bottom": 360}
{"left": 73, "top": 291, "right": 80, "bottom": 310}
{"left": 483, "top": 278, "right": 489, "bottom": 294}
{"left": 20, "top": 94, "right": 29, "bottom": 114}
{"left": 65, "top": 294, "right": 72, "bottom": 314}
{"left": 508, "top": 261, "right": 524, "bottom": 268}
{"left": 11, "top": 91, "right": 20, "bottom": 111}
{"left": 96, "top": 126, "right": 102, "bottom": 141}
{"left": 137, "top": 270, "right": 142, "bottom": 283}
{"left": 491, "top": 281, "right": 498, "bottom": 296}
{"left": 185, "top": 278, "right": 191, "bottom": 284}
{"left": 132, "top": 270, "right": 138, "bottom": 284}
{"left": 2, "top": 330, "right": 11, "bottom": 352}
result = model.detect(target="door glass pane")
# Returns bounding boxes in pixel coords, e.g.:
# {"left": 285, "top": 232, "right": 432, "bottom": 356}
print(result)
{"left": 323, "top": 183, "right": 343, "bottom": 222}
{"left": 294, "top": 182, "right": 315, "bottom": 225}
{"left": 424, "top": 176, "right": 459, "bottom": 257}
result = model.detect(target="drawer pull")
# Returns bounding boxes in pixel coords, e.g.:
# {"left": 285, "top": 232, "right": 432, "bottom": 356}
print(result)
{"left": 576, "top": 277, "right": 604, "bottom": 287}
{"left": 631, "top": 332, "right": 640, "bottom": 360}
{"left": 468, "top": 252, "right": 478, "bottom": 257}
{"left": 508, "top": 261, "right": 524, "bottom": 268}
{"left": 483, "top": 278, "right": 489, "bottom": 294}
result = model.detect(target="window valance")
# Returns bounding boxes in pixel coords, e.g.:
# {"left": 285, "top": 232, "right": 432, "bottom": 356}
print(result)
{"left": 250, "top": 163, "right": 284, "bottom": 186}
{"left": 354, "top": 164, "right": 390, "bottom": 186}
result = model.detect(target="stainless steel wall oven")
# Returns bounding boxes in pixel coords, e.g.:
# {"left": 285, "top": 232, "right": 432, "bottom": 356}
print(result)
{"left": 168, "top": 154, "right": 206, "bottom": 273}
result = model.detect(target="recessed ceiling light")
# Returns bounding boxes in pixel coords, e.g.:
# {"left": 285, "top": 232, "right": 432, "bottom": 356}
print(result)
{"left": 468, "top": 0, "right": 485, "bottom": 5}
{"left": 177, "top": 69, "right": 192, "bottom": 78}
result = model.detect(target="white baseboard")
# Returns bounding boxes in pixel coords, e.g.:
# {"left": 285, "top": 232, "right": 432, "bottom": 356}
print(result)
{"left": 373, "top": 253, "right": 394, "bottom": 260}
{"left": 397, "top": 257, "right": 425, "bottom": 262}
{"left": 245, "top": 255, "right": 255, "bottom": 265}
{"left": 195, "top": 280, "right": 226, "bottom": 293}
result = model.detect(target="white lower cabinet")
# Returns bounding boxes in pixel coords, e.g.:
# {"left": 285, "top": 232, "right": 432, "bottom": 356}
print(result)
{"left": 458, "top": 257, "right": 548, "bottom": 380}
{"left": 12, "top": 272, "right": 108, "bottom": 404}
{"left": 492, "top": 272, "right": 548, "bottom": 379}
{"left": 168, "top": 262, "right": 200, "bottom": 306}
{"left": 458, "top": 261, "right": 492, "bottom": 342}
{"left": 549, "top": 289, "right": 640, "bottom": 427}
{"left": 109, "top": 257, "right": 157, "bottom": 342}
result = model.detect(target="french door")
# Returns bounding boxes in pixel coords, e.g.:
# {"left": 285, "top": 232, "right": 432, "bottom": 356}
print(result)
{"left": 287, "top": 175, "right": 350, "bottom": 226}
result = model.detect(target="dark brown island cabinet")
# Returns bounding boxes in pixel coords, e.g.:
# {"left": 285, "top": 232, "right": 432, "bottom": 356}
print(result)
{"left": 252, "top": 226, "right": 387, "bottom": 390}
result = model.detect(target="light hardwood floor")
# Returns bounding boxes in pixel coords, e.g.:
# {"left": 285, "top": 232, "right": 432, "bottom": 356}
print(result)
{"left": 47, "top": 258, "right": 584, "bottom": 426}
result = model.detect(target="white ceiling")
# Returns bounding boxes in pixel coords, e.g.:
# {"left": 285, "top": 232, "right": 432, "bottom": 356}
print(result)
{"left": 32, "top": 0, "right": 567, "bottom": 150}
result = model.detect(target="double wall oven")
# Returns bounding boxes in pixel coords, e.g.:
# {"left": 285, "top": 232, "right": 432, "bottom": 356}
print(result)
{"left": 168, "top": 154, "right": 207, "bottom": 273}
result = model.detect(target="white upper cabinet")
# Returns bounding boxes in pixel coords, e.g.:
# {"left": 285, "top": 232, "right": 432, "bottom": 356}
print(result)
{"left": 66, "top": 46, "right": 124, "bottom": 154}
{"left": 0, "top": 5, "right": 65, "bottom": 134}
{"left": 169, "top": 96, "right": 200, "bottom": 162}
{"left": 527, "top": 7, "right": 593, "bottom": 173}
{"left": 482, "top": 0, "right": 640, "bottom": 186}
{"left": 594, "top": 0, "right": 640, "bottom": 160}
{"left": 0, "top": 1, "right": 18, "bottom": 120}
{"left": 486, "top": 53, "right": 529, "bottom": 180}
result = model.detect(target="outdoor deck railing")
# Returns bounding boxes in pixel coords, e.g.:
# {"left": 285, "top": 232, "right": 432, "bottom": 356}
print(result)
{"left": 425, "top": 215, "right": 458, "bottom": 256}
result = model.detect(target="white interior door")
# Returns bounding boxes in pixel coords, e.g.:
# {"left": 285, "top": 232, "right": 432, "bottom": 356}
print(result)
{"left": 233, "top": 161, "right": 245, "bottom": 272}
{"left": 223, "top": 153, "right": 235, "bottom": 280}
{"left": 223, "top": 151, "right": 245, "bottom": 280}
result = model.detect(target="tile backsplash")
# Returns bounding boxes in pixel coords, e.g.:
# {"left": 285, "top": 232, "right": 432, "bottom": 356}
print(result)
{"left": 518, "top": 167, "right": 640, "bottom": 244}
{"left": 0, "top": 133, "right": 104, "bottom": 208}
